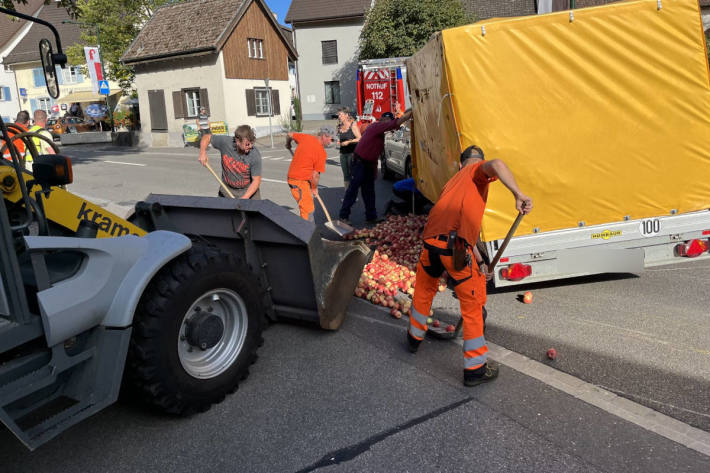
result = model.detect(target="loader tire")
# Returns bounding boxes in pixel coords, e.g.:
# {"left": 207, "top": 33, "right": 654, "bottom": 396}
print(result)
{"left": 126, "top": 244, "right": 264, "bottom": 415}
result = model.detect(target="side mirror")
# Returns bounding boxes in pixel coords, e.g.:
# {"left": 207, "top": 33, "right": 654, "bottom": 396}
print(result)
{"left": 39, "top": 39, "right": 60, "bottom": 99}
{"left": 32, "top": 155, "right": 73, "bottom": 187}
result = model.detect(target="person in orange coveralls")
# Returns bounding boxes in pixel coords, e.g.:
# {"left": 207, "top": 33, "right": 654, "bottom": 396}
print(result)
{"left": 285, "top": 127, "right": 335, "bottom": 221}
{"left": 407, "top": 145, "right": 533, "bottom": 386}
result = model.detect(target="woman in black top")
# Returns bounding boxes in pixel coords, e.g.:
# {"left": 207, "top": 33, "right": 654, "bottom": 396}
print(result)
{"left": 336, "top": 108, "right": 361, "bottom": 189}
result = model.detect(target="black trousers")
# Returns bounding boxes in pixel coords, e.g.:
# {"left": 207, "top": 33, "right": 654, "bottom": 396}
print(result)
{"left": 339, "top": 154, "right": 377, "bottom": 221}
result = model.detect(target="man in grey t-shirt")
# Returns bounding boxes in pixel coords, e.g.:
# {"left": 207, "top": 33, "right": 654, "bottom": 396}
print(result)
{"left": 198, "top": 124, "right": 262, "bottom": 199}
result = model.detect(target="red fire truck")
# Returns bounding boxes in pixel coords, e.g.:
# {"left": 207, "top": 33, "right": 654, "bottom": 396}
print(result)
{"left": 356, "top": 57, "right": 410, "bottom": 121}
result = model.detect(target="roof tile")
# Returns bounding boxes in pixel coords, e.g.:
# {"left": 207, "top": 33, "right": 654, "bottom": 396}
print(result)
{"left": 122, "top": 0, "right": 247, "bottom": 63}
{"left": 285, "top": 0, "right": 371, "bottom": 23}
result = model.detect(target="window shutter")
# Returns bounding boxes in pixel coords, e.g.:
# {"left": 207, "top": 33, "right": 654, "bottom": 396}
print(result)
{"left": 321, "top": 40, "right": 338, "bottom": 65}
{"left": 1, "top": 87, "right": 10, "bottom": 101}
{"left": 270, "top": 89, "right": 280, "bottom": 116}
{"left": 33, "top": 68, "right": 46, "bottom": 87}
{"left": 55, "top": 66, "right": 64, "bottom": 85}
{"left": 30, "top": 98, "right": 38, "bottom": 112}
{"left": 148, "top": 89, "right": 168, "bottom": 131}
{"left": 199, "top": 88, "right": 210, "bottom": 115}
{"left": 76, "top": 68, "right": 84, "bottom": 83}
{"left": 172, "top": 90, "right": 185, "bottom": 119}
{"left": 246, "top": 89, "right": 256, "bottom": 116}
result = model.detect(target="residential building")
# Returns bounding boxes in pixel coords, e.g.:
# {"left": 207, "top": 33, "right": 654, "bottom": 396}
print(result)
{"left": 286, "top": 0, "right": 371, "bottom": 120}
{"left": 0, "top": 0, "right": 43, "bottom": 123}
{"left": 122, "top": 0, "right": 297, "bottom": 147}
{"left": 3, "top": 5, "right": 122, "bottom": 121}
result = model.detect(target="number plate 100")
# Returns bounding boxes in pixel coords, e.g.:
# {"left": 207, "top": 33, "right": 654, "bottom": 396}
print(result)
{"left": 639, "top": 218, "right": 661, "bottom": 237}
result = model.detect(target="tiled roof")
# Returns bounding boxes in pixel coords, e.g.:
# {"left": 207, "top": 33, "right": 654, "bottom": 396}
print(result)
{"left": 285, "top": 0, "right": 371, "bottom": 24}
{"left": 122, "top": 0, "right": 296, "bottom": 64}
{"left": 122, "top": 0, "right": 248, "bottom": 63}
{"left": 2, "top": 4, "right": 81, "bottom": 65}
{"left": 0, "top": 0, "right": 44, "bottom": 50}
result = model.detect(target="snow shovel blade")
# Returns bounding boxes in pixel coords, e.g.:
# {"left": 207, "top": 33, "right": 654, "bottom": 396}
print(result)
{"left": 428, "top": 317, "right": 462, "bottom": 340}
{"left": 325, "top": 219, "right": 355, "bottom": 237}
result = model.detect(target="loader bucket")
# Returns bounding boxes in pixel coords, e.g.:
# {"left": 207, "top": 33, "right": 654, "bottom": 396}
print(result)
{"left": 133, "top": 195, "right": 372, "bottom": 330}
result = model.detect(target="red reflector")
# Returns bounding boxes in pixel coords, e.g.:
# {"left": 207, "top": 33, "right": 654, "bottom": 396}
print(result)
{"left": 500, "top": 263, "right": 532, "bottom": 281}
{"left": 674, "top": 239, "right": 709, "bottom": 258}
{"left": 703, "top": 230, "right": 710, "bottom": 236}
{"left": 500, "top": 257, "right": 509, "bottom": 263}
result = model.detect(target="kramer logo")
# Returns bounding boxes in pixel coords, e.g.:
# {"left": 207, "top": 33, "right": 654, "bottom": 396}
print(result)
{"left": 76, "top": 202, "right": 140, "bottom": 236}
{"left": 591, "top": 229, "right": 622, "bottom": 240}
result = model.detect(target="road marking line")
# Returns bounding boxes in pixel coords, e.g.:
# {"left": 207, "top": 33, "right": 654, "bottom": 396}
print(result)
{"left": 349, "top": 309, "right": 710, "bottom": 457}
{"left": 103, "top": 160, "right": 146, "bottom": 166}
{"left": 261, "top": 177, "right": 288, "bottom": 184}
{"left": 270, "top": 157, "right": 283, "bottom": 161}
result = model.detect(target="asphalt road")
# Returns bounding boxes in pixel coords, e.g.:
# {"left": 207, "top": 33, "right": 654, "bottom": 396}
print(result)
{"left": 1, "top": 301, "right": 708, "bottom": 472}
{"left": 2, "top": 142, "right": 706, "bottom": 470}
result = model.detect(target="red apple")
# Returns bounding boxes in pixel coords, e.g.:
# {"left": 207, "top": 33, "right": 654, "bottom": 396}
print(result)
{"left": 523, "top": 291, "right": 533, "bottom": 304}
{"left": 546, "top": 348, "right": 557, "bottom": 360}
{"left": 432, "top": 319, "right": 441, "bottom": 328}
{"left": 445, "top": 324, "right": 456, "bottom": 333}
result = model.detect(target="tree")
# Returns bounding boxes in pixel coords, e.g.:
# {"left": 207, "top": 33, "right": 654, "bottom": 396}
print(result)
{"left": 359, "top": 0, "right": 472, "bottom": 60}
{"left": 64, "top": 0, "right": 175, "bottom": 94}
{"left": 1, "top": 0, "right": 78, "bottom": 16}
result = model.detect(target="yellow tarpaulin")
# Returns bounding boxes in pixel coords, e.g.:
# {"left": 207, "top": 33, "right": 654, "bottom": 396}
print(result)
{"left": 408, "top": 0, "right": 710, "bottom": 242}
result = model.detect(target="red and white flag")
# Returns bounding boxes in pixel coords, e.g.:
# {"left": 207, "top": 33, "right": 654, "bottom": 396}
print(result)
{"left": 84, "top": 46, "right": 104, "bottom": 94}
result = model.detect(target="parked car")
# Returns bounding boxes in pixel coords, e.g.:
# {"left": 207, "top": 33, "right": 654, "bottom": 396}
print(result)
{"left": 382, "top": 125, "right": 412, "bottom": 180}
{"left": 47, "top": 116, "right": 96, "bottom": 137}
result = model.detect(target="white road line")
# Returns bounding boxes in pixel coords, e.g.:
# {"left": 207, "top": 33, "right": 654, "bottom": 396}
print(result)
{"left": 269, "top": 157, "right": 284, "bottom": 161}
{"left": 349, "top": 309, "right": 710, "bottom": 457}
{"left": 103, "top": 160, "right": 146, "bottom": 167}
{"left": 261, "top": 177, "right": 288, "bottom": 184}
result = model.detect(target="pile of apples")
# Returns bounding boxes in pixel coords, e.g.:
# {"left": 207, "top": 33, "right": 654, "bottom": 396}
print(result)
{"left": 349, "top": 215, "right": 446, "bottom": 318}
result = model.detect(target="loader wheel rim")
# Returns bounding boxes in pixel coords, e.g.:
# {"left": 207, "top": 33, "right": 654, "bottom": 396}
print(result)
{"left": 178, "top": 288, "right": 248, "bottom": 379}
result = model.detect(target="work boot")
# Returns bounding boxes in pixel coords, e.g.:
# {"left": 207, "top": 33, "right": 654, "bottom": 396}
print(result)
{"left": 463, "top": 363, "right": 499, "bottom": 387}
{"left": 407, "top": 332, "right": 422, "bottom": 353}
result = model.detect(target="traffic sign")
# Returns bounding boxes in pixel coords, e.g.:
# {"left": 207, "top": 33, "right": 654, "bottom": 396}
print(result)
{"left": 98, "top": 80, "right": 110, "bottom": 95}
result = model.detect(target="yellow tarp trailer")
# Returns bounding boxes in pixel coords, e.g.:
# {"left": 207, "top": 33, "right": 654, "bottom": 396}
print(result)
{"left": 407, "top": 0, "right": 710, "bottom": 243}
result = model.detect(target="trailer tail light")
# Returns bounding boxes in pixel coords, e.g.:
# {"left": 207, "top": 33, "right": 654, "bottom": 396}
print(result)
{"left": 674, "top": 239, "right": 709, "bottom": 258}
{"left": 500, "top": 263, "right": 532, "bottom": 281}
{"left": 499, "top": 257, "right": 509, "bottom": 263}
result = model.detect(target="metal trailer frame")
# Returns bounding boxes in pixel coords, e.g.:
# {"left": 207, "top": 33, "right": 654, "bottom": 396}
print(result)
{"left": 488, "top": 210, "right": 710, "bottom": 287}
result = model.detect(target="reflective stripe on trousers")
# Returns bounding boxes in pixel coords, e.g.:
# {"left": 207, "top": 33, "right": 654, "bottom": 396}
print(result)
{"left": 409, "top": 237, "right": 489, "bottom": 370}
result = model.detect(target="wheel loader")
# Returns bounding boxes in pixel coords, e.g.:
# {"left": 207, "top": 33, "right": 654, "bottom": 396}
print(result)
{"left": 0, "top": 7, "right": 370, "bottom": 450}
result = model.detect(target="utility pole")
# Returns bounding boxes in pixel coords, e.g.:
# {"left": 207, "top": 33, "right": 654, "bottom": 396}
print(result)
{"left": 265, "top": 77, "right": 274, "bottom": 148}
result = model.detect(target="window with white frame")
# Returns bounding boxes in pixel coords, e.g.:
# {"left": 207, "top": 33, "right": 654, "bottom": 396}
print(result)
{"left": 37, "top": 97, "right": 51, "bottom": 112}
{"left": 62, "top": 66, "right": 82, "bottom": 84}
{"left": 184, "top": 89, "right": 201, "bottom": 117}
{"left": 247, "top": 38, "right": 264, "bottom": 59}
{"left": 255, "top": 88, "right": 270, "bottom": 116}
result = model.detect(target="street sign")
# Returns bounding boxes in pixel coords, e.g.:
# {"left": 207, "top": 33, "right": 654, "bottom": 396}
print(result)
{"left": 19, "top": 88, "right": 26, "bottom": 97}
{"left": 98, "top": 80, "right": 110, "bottom": 95}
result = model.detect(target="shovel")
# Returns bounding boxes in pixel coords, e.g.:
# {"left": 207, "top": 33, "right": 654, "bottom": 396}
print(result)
{"left": 315, "top": 193, "right": 355, "bottom": 237}
{"left": 204, "top": 161, "right": 236, "bottom": 198}
{"left": 427, "top": 212, "right": 525, "bottom": 340}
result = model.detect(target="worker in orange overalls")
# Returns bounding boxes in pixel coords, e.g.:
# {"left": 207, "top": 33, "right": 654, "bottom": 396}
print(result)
{"left": 1, "top": 110, "right": 30, "bottom": 162}
{"left": 407, "top": 145, "right": 533, "bottom": 386}
{"left": 285, "top": 127, "right": 334, "bottom": 221}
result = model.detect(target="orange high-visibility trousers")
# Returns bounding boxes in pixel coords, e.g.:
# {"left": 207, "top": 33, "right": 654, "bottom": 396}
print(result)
{"left": 288, "top": 178, "right": 315, "bottom": 221}
{"left": 409, "top": 237, "right": 488, "bottom": 371}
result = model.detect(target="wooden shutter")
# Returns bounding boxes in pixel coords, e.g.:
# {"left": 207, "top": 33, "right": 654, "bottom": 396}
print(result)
{"left": 149, "top": 89, "right": 168, "bottom": 131}
{"left": 321, "top": 40, "right": 338, "bottom": 65}
{"left": 172, "top": 90, "right": 185, "bottom": 119}
{"left": 551, "top": 0, "right": 569, "bottom": 11}
{"left": 245, "top": 89, "right": 256, "bottom": 116}
{"left": 270, "top": 89, "right": 280, "bottom": 115}
{"left": 199, "top": 88, "right": 210, "bottom": 115}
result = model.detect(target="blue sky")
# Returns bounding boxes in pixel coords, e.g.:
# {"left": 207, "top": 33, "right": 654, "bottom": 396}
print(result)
{"left": 264, "top": 0, "right": 292, "bottom": 26}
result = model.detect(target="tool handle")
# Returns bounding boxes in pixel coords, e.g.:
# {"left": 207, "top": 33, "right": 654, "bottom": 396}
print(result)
{"left": 488, "top": 212, "right": 524, "bottom": 271}
{"left": 314, "top": 193, "right": 334, "bottom": 225}
{"left": 204, "top": 162, "right": 235, "bottom": 199}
